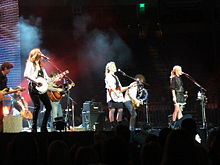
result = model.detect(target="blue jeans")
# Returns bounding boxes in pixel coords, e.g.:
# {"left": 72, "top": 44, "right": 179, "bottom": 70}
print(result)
{"left": 50, "top": 101, "right": 63, "bottom": 131}
{"left": 124, "top": 101, "right": 137, "bottom": 131}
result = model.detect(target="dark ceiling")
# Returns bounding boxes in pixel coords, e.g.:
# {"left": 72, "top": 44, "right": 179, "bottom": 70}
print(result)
{"left": 18, "top": 0, "right": 220, "bottom": 115}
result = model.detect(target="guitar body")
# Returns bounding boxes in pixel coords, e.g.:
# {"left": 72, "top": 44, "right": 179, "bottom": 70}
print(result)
{"left": 34, "top": 70, "right": 69, "bottom": 94}
{"left": 131, "top": 88, "right": 148, "bottom": 109}
{"left": 109, "top": 88, "right": 124, "bottom": 102}
{"left": 131, "top": 99, "right": 143, "bottom": 110}
{"left": 47, "top": 91, "right": 63, "bottom": 102}
{"left": 20, "top": 109, "right": 33, "bottom": 119}
{"left": 35, "top": 77, "right": 48, "bottom": 94}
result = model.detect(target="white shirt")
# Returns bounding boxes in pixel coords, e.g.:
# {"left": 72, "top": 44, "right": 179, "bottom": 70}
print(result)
{"left": 105, "top": 73, "right": 122, "bottom": 102}
{"left": 124, "top": 85, "right": 138, "bottom": 102}
{"left": 24, "top": 61, "right": 50, "bottom": 82}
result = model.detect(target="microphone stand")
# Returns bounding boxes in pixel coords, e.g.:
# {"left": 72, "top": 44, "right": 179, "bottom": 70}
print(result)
{"left": 183, "top": 73, "right": 208, "bottom": 130}
{"left": 118, "top": 71, "right": 150, "bottom": 87}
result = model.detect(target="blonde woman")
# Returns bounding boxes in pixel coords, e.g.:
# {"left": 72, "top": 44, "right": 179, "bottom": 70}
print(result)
{"left": 105, "top": 61, "right": 131, "bottom": 129}
{"left": 24, "top": 48, "right": 52, "bottom": 132}
{"left": 170, "top": 65, "right": 186, "bottom": 123}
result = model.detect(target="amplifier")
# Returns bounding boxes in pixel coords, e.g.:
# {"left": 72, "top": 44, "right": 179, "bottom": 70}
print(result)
{"left": 3, "top": 116, "right": 22, "bottom": 133}
{"left": 82, "top": 111, "right": 105, "bottom": 131}
{"left": 83, "top": 101, "right": 103, "bottom": 112}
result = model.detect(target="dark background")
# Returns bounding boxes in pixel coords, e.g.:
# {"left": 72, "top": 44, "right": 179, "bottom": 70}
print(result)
{"left": 18, "top": 0, "right": 220, "bottom": 127}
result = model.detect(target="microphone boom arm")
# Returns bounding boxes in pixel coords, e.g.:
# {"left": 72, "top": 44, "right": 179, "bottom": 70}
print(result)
{"left": 184, "top": 73, "right": 206, "bottom": 91}
{"left": 118, "top": 69, "right": 150, "bottom": 86}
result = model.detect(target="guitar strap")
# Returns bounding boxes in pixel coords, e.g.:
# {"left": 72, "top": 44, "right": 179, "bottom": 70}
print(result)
{"left": 108, "top": 74, "right": 121, "bottom": 101}
{"left": 38, "top": 66, "right": 44, "bottom": 77}
{"left": 112, "top": 74, "right": 120, "bottom": 88}
{"left": 29, "top": 66, "right": 44, "bottom": 93}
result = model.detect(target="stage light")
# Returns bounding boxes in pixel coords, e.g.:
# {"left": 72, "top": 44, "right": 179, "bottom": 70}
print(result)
{"left": 138, "top": 3, "right": 146, "bottom": 14}
{"left": 139, "top": 3, "right": 145, "bottom": 8}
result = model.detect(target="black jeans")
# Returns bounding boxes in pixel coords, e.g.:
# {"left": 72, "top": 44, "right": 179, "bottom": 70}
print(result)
{"left": 29, "top": 83, "right": 52, "bottom": 130}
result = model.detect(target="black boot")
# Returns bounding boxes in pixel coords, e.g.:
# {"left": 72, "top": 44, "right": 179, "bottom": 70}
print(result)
{"left": 41, "top": 116, "right": 48, "bottom": 132}
{"left": 41, "top": 106, "right": 52, "bottom": 132}
{"left": 110, "top": 121, "right": 117, "bottom": 130}
{"left": 31, "top": 111, "right": 38, "bottom": 132}
{"left": 40, "top": 126, "right": 48, "bottom": 132}
{"left": 31, "top": 127, "right": 37, "bottom": 133}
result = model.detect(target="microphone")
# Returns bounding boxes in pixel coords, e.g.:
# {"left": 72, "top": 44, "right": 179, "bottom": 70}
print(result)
{"left": 41, "top": 54, "right": 50, "bottom": 60}
{"left": 118, "top": 69, "right": 126, "bottom": 76}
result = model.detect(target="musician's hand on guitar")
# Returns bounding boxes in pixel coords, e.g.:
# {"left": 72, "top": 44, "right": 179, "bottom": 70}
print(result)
{"left": 57, "top": 88, "right": 63, "bottom": 92}
{"left": 37, "top": 82, "right": 42, "bottom": 87}
{"left": 129, "top": 82, "right": 137, "bottom": 88}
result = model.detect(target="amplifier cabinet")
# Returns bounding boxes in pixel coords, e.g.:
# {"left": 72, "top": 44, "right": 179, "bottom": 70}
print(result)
{"left": 83, "top": 101, "right": 103, "bottom": 112}
{"left": 3, "top": 116, "right": 22, "bottom": 133}
{"left": 82, "top": 111, "right": 105, "bottom": 131}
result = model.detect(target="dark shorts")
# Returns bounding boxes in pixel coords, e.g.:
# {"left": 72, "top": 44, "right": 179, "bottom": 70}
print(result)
{"left": 107, "top": 100, "right": 124, "bottom": 109}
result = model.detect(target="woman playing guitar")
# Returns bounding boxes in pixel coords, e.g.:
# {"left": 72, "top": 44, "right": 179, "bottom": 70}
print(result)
{"left": 24, "top": 48, "right": 52, "bottom": 132}
{"left": 105, "top": 61, "right": 133, "bottom": 129}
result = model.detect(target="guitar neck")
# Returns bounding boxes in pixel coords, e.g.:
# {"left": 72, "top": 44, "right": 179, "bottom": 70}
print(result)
{"left": 51, "top": 70, "right": 69, "bottom": 82}
{"left": 3, "top": 90, "right": 18, "bottom": 95}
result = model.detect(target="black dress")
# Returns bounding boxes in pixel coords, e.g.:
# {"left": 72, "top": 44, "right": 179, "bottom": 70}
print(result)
{"left": 170, "top": 76, "right": 185, "bottom": 104}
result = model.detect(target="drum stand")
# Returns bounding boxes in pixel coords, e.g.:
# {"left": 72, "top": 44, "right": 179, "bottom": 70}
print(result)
{"left": 145, "top": 102, "right": 150, "bottom": 124}
{"left": 144, "top": 101, "right": 152, "bottom": 129}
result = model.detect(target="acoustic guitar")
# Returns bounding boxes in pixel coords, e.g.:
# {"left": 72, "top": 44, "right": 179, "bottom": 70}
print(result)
{"left": 48, "top": 83, "right": 75, "bottom": 102}
{"left": 19, "top": 97, "right": 33, "bottom": 119}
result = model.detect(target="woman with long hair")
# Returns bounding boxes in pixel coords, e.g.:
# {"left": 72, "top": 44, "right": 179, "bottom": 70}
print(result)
{"left": 170, "top": 65, "right": 186, "bottom": 122}
{"left": 24, "top": 48, "right": 52, "bottom": 132}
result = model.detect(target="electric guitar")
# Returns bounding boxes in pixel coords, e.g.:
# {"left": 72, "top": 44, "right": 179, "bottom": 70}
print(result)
{"left": 33, "top": 70, "right": 69, "bottom": 94}
{"left": 131, "top": 99, "right": 143, "bottom": 109}
{"left": 108, "top": 87, "right": 124, "bottom": 102}
{"left": 0, "top": 87, "right": 26, "bottom": 101}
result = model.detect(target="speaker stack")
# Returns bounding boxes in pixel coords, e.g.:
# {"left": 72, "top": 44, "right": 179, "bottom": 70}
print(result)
{"left": 3, "top": 116, "right": 23, "bottom": 133}
{"left": 82, "top": 101, "right": 105, "bottom": 131}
